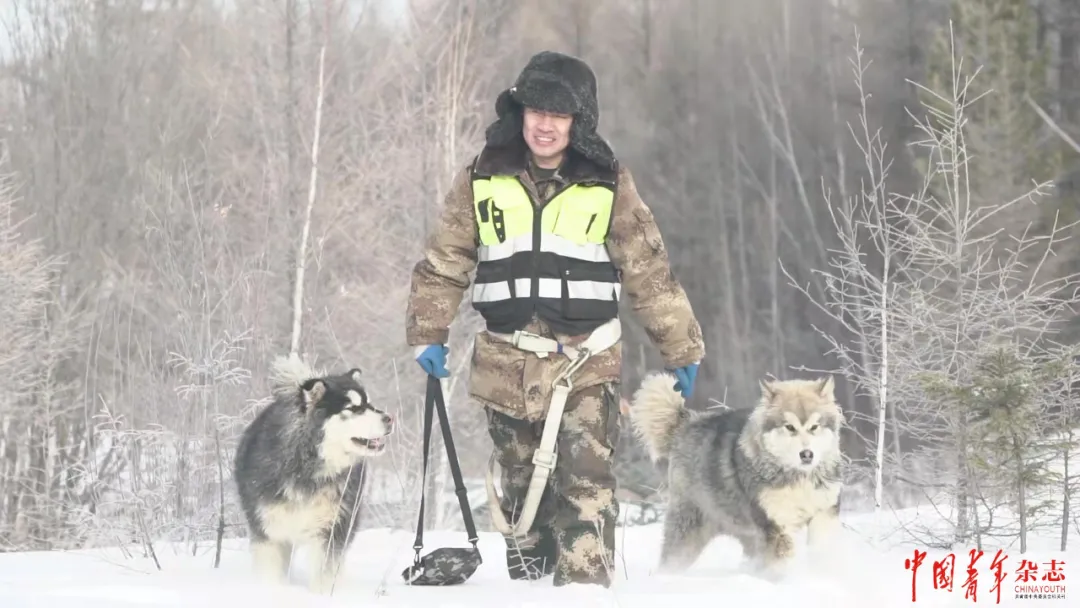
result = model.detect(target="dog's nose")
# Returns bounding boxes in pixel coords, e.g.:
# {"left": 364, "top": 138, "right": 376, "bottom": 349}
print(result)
{"left": 382, "top": 413, "right": 393, "bottom": 426}
{"left": 799, "top": 449, "right": 814, "bottom": 463}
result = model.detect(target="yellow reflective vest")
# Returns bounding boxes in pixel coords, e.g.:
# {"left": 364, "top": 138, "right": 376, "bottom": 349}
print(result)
{"left": 470, "top": 172, "right": 620, "bottom": 335}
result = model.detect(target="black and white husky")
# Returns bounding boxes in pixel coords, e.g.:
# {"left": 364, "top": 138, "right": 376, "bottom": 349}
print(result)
{"left": 233, "top": 354, "right": 394, "bottom": 593}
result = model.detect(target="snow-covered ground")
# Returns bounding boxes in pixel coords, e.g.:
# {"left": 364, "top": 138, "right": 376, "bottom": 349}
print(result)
{"left": 1, "top": 506, "right": 1073, "bottom": 607}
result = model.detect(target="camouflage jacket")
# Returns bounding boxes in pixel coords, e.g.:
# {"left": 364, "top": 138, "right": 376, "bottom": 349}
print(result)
{"left": 405, "top": 145, "right": 705, "bottom": 421}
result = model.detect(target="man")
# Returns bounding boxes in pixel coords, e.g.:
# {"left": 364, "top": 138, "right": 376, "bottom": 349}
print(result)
{"left": 405, "top": 50, "right": 704, "bottom": 588}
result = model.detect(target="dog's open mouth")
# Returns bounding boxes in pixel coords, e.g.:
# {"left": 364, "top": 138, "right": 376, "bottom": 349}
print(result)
{"left": 352, "top": 437, "right": 387, "bottom": 450}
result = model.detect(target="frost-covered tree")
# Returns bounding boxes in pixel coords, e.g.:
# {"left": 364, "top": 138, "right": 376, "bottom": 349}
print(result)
{"left": 920, "top": 0, "right": 1070, "bottom": 255}
{"left": 898, "top": 0, "right": 1078, "bottom": 546}
{"left": 0, "top": 155, "right": 63, "bottom": 548}
{"left": 790, "top": 20, "right": 1080, "bottom": 550}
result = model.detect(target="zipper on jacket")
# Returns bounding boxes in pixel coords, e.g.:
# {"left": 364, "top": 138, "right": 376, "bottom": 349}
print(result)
{"left": 538, "top": 182, "right": 575, "bottom": 314}
{"left": 531, "top": 204, "right": 541, "bottom": 315}
{"left": 523, "top": 178, "right": 573, "bottom": 317}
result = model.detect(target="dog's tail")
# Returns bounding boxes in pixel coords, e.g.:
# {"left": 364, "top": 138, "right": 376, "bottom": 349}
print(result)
{"left": 627, "top": 371, "right": 693, "bottom": 463}
{"left": 269, "top": 352, "right": 325, "bottom": 396}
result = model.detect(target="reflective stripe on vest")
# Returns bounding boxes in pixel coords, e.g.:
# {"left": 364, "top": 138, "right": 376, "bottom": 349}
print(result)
{"left": 470, "top": 174, "right": 620, "bottom": 334}
{"left": 473, "top": 278, "right": 623, "bottom": 302}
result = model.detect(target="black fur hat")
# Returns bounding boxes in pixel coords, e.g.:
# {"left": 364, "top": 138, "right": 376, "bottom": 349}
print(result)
{"left": 484, "top": 51, "right": 616, "bottom": 170}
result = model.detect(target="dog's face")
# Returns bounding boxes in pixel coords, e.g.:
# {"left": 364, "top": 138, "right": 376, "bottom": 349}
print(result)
{"left": 299, "top": 368, "right": 394, "bottom": 462}
{"left": 755, "top": 376, "right": 842, "bottom": 472}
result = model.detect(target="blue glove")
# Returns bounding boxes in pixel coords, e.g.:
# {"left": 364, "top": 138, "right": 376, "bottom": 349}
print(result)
{"left": 670, "top": 362, "right": 699, "bottom": 398}
{"left": 415, "top": 344, "right": 450, "bottom": 378}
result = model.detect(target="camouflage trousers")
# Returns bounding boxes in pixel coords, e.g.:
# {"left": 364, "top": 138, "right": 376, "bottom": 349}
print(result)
{"left": 485, "top": 381, "right": 621, "bottom": 587}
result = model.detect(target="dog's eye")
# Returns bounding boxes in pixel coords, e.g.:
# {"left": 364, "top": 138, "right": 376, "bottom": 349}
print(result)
{"left": 784, "top": 424, "right": 797, "bottom": 433}
{"left": 809, "top": 424, "right": 819, "bottom": 432}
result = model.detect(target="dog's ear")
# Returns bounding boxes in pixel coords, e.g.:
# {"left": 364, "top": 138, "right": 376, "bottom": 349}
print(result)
{"left": 347, "top": 367, "right": 363, "bottom": 386}
{"left": 816, "top": 376, "right": 835, "bottom": 399}
{"left": 759, "top": 378, "right": 777, "bottom": 401}
{"left": 300, "top": 378, "right": 326, "bottom": 412}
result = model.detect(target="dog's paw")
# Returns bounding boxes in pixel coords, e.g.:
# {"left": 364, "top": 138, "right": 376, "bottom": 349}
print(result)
{"left": 768, "top": 531, "right": 795, "bottom": 560}
{"left": 251, "top": 541, "right": 291, "bottom": 583}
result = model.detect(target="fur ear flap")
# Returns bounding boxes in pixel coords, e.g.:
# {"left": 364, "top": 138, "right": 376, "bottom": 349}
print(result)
{"left": 300, "top": 378, "right": 326, "bottom": 411}
{"left": 817, "top": 375, "right": 835, "bottom": 398}
{"left": 759, "top": 378, "right": 777, "bottom": 401}
{"left": 347, "top": 368, "right": 363, "bottom": 386}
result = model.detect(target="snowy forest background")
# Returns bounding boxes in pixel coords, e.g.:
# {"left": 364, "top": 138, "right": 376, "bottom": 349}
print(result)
{"left": 1, "top": 0, "right": 1079, "bottom": 560}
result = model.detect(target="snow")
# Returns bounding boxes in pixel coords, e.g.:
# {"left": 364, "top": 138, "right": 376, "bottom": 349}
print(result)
{"left": 1, "top": 507, "right": 1073, "bottom": 607}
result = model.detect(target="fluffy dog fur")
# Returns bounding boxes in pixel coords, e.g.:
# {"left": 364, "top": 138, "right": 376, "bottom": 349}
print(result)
{"left": 627, "top": 372, "right": 844, "bottom": 576}
{"left": 233, "top": 353, "right": 394, "bottom": 593}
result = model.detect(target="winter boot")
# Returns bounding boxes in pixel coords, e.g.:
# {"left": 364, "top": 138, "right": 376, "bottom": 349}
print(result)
{"left": 505, "top": 524, "right": 557, "bottom": 580}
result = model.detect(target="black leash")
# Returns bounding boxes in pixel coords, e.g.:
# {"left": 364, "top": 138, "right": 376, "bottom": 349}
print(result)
{"left": 402, "top": 375, "right": 482, "bottom": 585}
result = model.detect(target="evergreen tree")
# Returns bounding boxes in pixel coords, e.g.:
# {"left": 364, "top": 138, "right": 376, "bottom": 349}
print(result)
{"left": 920, "top": 343, "right": 1069, "bottom": 552}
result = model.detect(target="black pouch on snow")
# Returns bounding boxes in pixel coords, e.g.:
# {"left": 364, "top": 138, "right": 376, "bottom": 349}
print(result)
{"left": 402, "top": 375, "right": 483, "bottom": 586}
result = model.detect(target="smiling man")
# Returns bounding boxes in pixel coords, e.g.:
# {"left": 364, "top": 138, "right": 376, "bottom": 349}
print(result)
{"left": 405, "top": 50, "right": 705, "bottom": 588}
{"left": 522, "top": 105, "right": 571, "bottom": 168}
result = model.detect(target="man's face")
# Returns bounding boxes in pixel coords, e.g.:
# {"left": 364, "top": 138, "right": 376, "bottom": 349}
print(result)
{"left": 522, "top": 107, "right": 572, "bottom": 168}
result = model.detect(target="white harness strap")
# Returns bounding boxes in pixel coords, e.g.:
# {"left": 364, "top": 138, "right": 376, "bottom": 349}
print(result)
{"left": 484, "top": 318, "right": 622, "bottom": 539}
